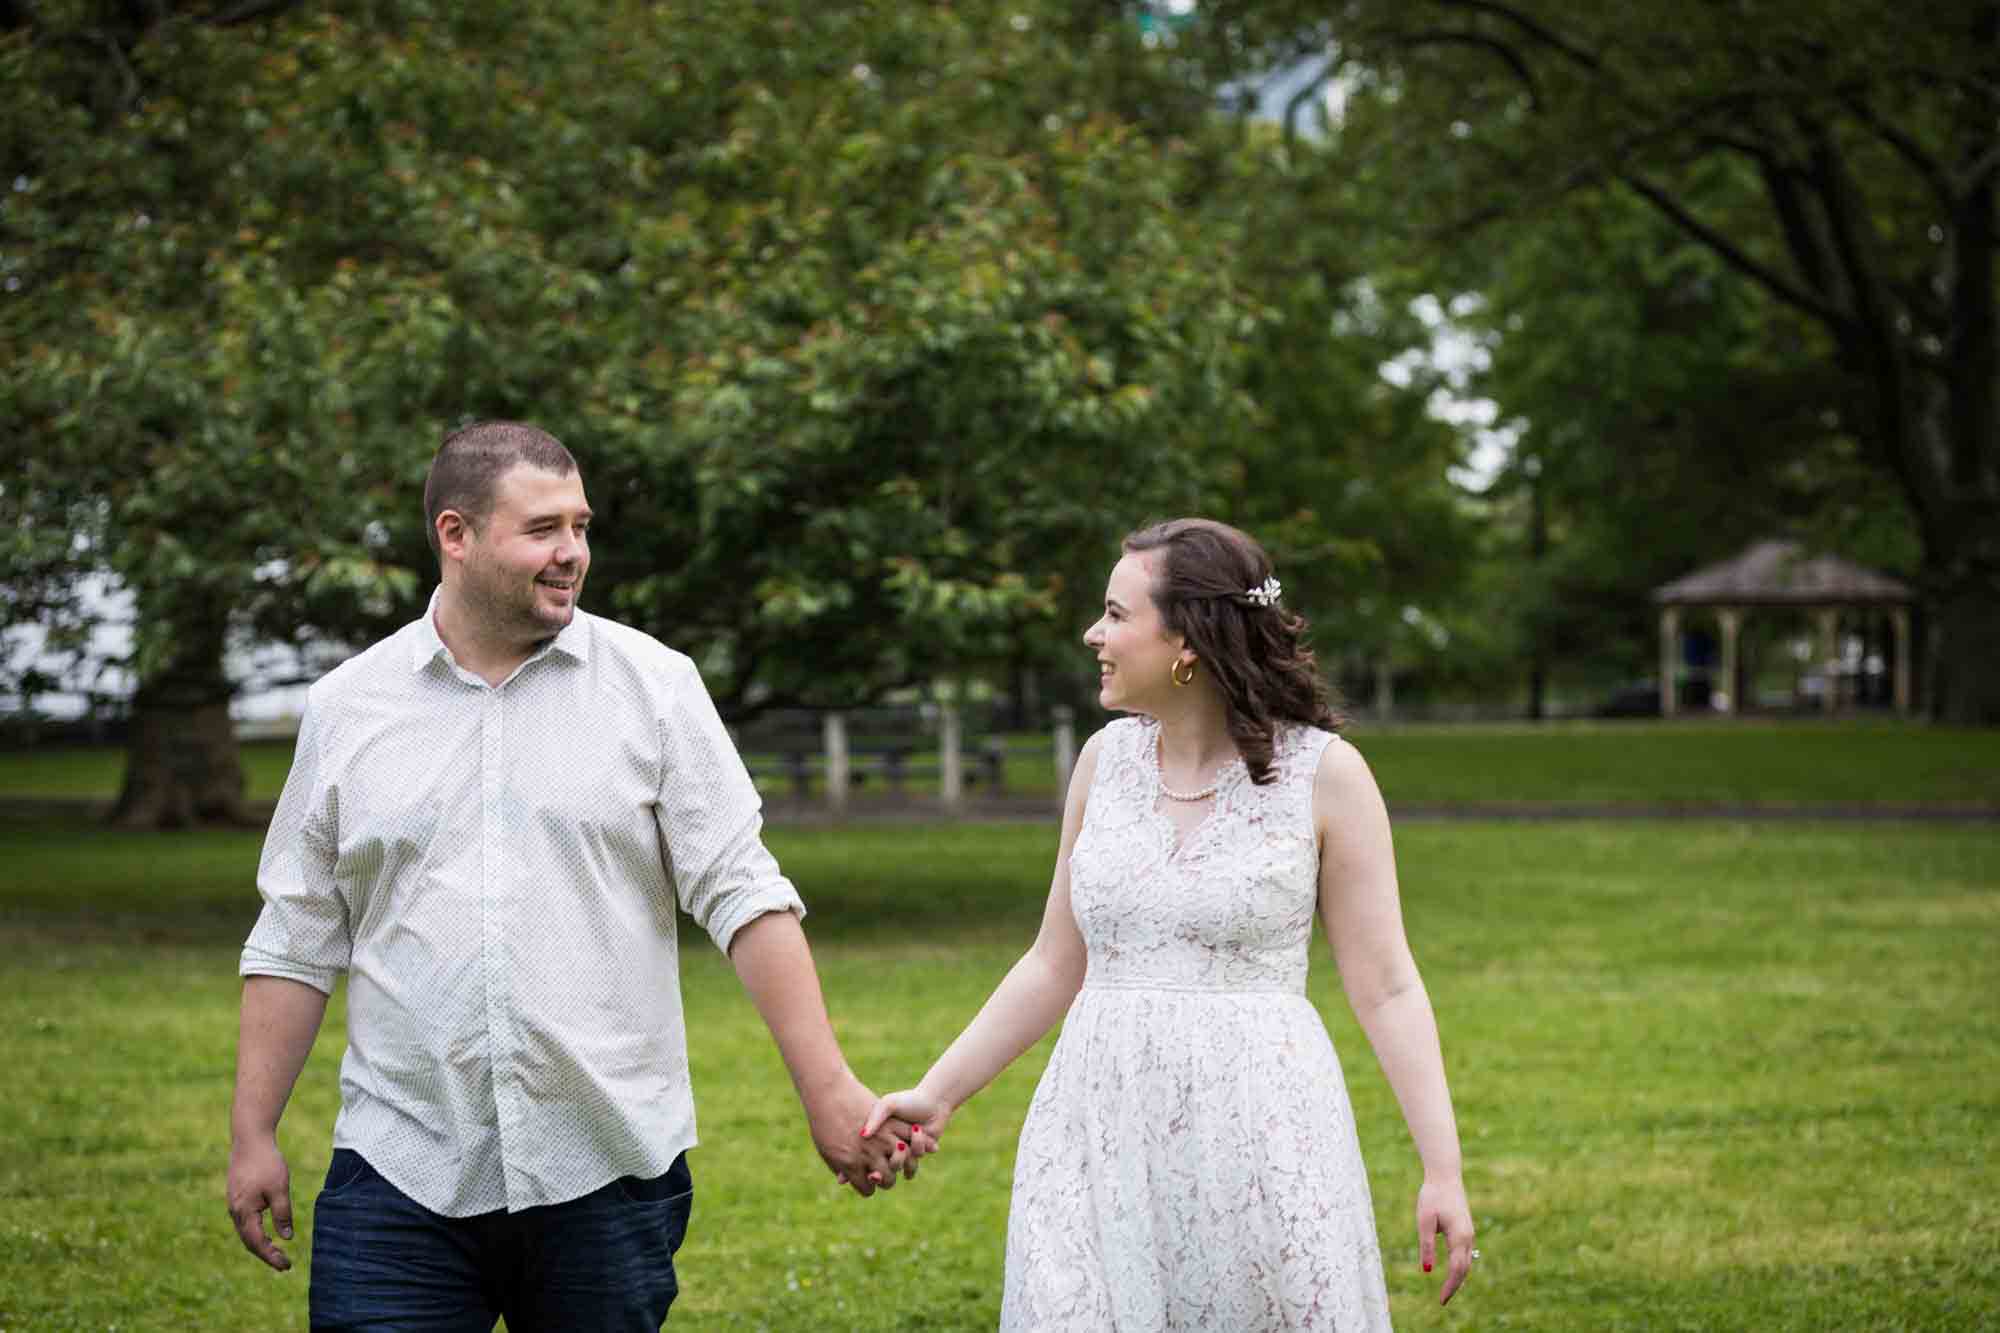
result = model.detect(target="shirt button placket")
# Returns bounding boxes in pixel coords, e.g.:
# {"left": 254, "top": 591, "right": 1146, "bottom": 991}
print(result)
{"left": 481, "top": 686, "right": 521, "bottom": 1205}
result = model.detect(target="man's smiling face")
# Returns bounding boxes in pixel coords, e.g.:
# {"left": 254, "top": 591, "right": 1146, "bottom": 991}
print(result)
{"left": 457, "top": 463, "right": 593, "bottom": 646}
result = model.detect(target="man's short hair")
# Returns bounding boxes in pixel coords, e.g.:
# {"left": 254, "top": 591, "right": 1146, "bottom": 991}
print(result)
{"left": 424, "top": 421, "right": 579, "bottom": 559}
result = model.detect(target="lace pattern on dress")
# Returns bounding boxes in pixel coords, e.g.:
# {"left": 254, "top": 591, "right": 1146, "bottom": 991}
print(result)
{"left": 1000, "top": 717, "right": 1393, "bottom": 1332}
{"left": 1069, "top": 717, "right": 1328, "bottom": 995}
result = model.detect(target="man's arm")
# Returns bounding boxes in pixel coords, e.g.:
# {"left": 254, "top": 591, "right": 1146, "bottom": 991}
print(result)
{"left": 727, "top": 910, "right": 914, "bottom": 1195}
{"left": 226, "top": 975, "right": 329, "bottom": 1272}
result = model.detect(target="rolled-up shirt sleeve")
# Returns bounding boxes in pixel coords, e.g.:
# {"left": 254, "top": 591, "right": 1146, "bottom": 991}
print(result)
{"left": 654, "top": 659, "right": 806, "bottom": 954}
{"left": 240, "top": 696, "right": 350, "bottom": 993}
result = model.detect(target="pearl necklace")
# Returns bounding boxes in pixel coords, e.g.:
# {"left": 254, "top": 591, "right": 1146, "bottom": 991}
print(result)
{"left": 1159, "top": 775, "right": 1218, "bottom": 802}
{"left": 1154, "top": 739, "right": 1221, "bottom": 802}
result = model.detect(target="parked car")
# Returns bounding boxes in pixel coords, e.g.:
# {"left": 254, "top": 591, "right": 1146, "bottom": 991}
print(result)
{"left": 1594, "top": 680, "right": 1661, "bottom": 718}
{"left": 1593, "top": 675, "right": 1712, "bottom": 717}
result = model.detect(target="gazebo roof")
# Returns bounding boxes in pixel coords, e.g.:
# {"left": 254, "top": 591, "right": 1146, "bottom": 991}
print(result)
{"left": 1653, "top": 539, "right": 1914, "bottom": 607}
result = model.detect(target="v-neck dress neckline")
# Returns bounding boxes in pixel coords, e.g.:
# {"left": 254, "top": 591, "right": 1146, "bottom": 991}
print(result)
{"left": 1145, "top": 727, "right": 1246, "bottom": 863}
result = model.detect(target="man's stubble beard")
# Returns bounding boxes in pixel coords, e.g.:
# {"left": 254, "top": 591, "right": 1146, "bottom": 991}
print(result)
{"left": 462, "top": 550, "right": 578, "bottom": 648}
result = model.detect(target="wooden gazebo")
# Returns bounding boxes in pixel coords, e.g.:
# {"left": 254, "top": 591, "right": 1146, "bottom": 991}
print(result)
{"left": 1652, "top": 540, "right": 1916, "bottom": 716}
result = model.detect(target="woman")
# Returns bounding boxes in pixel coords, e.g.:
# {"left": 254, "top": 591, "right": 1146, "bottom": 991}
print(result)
{"left": 864, "top": 519, "right": 1475, "bottom": 1330}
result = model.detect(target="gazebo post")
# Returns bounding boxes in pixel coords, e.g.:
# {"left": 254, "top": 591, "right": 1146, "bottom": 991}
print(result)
{"left": 1816, "top": 609, "right": 1840, "bottom": 712}
{"left": 1659, "top": 607, "right": 1680, "bottom": 717}
{"left": 1717, "top": 608, "right": 1742, "bottom": 714}
{"left": 1891, "top": 607, "right": 1913, "bottom": 716}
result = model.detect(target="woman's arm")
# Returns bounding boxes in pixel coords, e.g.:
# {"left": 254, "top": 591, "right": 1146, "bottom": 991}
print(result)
{"left": 862, "top": 731, "right": 1101, "bottom": 1137}
{"left": 1314, "top": 737, "right": 1476, "bottom": 1305}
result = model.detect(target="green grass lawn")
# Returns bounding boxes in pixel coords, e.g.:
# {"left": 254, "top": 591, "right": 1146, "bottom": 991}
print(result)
{"left": 1345, "top": 717, "right": 2000, "bottom": 808}
{"left": 2, "top": 815, "right": 1996, "bottom": 1330}
{"left": 0, "top": 738, "right": 301, "bottom": 800}
{"left": 2, "top": 717, "right": 1996, "bottom": 808}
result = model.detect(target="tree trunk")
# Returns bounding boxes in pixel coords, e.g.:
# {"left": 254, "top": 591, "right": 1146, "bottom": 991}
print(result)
{"left": 1927, "top": 11, "right": 2000, "bottom": 725}
{"left": 1927, "top": 553, "right": 2000, "bottom": 726}
{"left": 109, "top": 648, "right": 254, "bottom": 830}
{"left": 1526, "top": 461, "right": 1548, "bottom": 721}
{"left": 1011, "top": 660, "right": 1040, "bottom": 731}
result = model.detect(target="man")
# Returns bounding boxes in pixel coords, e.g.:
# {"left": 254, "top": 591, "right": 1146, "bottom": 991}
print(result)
{"left": 226, "top": 421, "right": 922, "bottom": 1330}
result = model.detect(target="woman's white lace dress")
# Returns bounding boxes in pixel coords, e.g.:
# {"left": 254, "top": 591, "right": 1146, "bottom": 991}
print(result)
{"left": 1000, "top": 717, "right": 1392, "bottom": 1332}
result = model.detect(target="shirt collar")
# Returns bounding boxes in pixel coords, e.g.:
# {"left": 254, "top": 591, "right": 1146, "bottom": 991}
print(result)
{"left": 410, "top": 587, "right": 593, "bottom": 674}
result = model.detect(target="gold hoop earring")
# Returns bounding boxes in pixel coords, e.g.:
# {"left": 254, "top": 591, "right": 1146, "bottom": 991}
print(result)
{"left": 1171, "top": 659, "right": 1198, "bottom": 687}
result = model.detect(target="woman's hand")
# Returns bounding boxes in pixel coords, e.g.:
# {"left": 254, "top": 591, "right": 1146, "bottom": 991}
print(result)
{"left": 829, "top": 1089, "right": 949, "bottom": 1189}
{"left": 863, "top": 1088, "right": 955, "bottom": 1148}
{"left": 1418, "top": 1174, "right": 1476, "bottom": 1305}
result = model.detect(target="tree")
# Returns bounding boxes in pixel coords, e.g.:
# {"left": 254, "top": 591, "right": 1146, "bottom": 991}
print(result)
{"left": 566, "top": 7, "right": 1265, "bottom": 716}
{"left": 1193, "top": 129, "right": 1484, "bottom": 715}
{"left": 5, "top": 3, "right": 459, "bottom": 825}
{"left": 1188, "top": 0, "right": 2000, "bottom": 722}
{"left": 1463, "top": 180, "right": 1919, "bottom": 714}
{"left": 2, "top": 1, "right": 1265, "bottom": 824}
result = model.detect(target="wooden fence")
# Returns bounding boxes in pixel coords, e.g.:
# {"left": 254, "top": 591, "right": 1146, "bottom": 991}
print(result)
{"left": 736, "top": 705, "right": 1079, "bottom": 813}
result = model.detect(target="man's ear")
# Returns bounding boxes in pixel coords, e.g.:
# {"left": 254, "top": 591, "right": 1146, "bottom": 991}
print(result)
{"left": 435, "top": 509, "right": 473, "bottom": 562}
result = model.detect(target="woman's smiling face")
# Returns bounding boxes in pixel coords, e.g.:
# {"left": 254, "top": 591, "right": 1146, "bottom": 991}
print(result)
{"left": 1083, "top": 551, "right": 1184, "bottom": 714}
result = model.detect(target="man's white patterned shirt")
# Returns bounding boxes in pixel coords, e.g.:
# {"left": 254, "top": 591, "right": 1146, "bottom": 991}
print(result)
{"left": 241, "top": 597, "right": 803, "bottom": 1216}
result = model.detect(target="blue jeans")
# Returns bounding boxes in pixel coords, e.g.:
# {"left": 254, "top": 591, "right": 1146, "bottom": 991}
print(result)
{"left": 308, "top": 1149, "right": 692, "bottom": 1332}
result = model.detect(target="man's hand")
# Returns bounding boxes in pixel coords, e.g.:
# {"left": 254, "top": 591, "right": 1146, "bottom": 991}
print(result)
{"left": 228, "top": 974, "right": 328, "bottom": 1270}
{"left": 226, "top": 1133, "right": 296, "bottom": 1271}
{"left": 804, "top": 1071, "right": 934, "bottom": 1196}
{"left": 725, "top": 912, "right": 939, "bottom": 1196}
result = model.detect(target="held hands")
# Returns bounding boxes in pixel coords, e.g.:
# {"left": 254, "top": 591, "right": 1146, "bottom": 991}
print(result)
{"left": 862, "top": 1088, "right": 955, "bottom": 1150}
{"left": 1418, "top": 1174, "right": 1477, "bottom": 1305}
{"left": 226, "top": 1134, "right": 296, "bottom": 1271}
{"left": 805, "top": 1071, "right": 938, "bottom": 1196}
{"left": 851, "top": 1087, "right": 952, "bottom": 1196}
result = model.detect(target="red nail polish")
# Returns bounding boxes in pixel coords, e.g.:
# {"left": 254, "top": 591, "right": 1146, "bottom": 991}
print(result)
{"left": 1424, "top": 1262, "right": 1433, "bottom": 1273}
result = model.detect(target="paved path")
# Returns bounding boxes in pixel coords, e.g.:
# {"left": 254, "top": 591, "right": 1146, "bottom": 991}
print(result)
{"left": 764, "top": 798, "right": 2000, "bottom": 824}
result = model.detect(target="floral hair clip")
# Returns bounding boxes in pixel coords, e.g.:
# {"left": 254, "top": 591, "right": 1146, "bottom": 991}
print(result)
{"left": 1243, "top": 576, "right": 1282, "bottom": 607}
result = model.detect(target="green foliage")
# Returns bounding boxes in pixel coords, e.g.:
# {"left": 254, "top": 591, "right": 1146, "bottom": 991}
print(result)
{"left": 1182, "top": 0, "right": 2000, "bottom": 720}
{"left": 590, "top": 102, "right": 1267, "bottom": 711}
{"left": 1208, "top": 146, "right": 1482, "bottom": 687}
{"left": 3, "top": 5, "right": 506, "bottom": 698}
{"left": 1465, "top": 183, "right": 1920, "bottom": 685}
{"left": 0, "top": 1, "right": 1294, "bottom": 722}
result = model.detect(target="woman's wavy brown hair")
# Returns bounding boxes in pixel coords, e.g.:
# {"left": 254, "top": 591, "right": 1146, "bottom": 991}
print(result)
{"left": 1123, "top": 517, "right": 1343, "bottom": 785}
